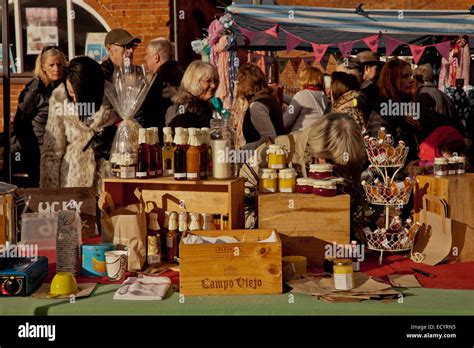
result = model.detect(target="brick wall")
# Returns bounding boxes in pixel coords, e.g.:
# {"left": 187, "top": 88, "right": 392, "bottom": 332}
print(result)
{"left": 0, "top": 82, "right": 26, "bottom": 132}
{"left": 276, "top": 0, "right": 472, "bottom": 10}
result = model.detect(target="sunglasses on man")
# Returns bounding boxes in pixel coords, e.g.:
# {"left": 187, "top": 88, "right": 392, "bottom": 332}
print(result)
{"left": 113, "top": 43, "right": 138, "bottom": 49}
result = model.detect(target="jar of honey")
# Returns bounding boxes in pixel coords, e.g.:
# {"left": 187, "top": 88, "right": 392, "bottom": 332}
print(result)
{"left": 260, "top": 169, "right": 278, "bottom": 193}
{"left": 309, "top": 164, "right": 333, "bottom": 180}
{"left": 313, "top": 180, "right": 337, "bottom": 197}
{"left": 333, "top": 258, "right": 354, "bottom": 290}
{"left": 279, "top": 169, "right": 296, "bottom": 193}
{"left": 296, "top": 178, "right": 313, "bottom": 194}
{"left": 434, "top": 157, "right": 448, "bottom": 176}
{"left": 267, "top": 144, "right": 287, "bottom": 169}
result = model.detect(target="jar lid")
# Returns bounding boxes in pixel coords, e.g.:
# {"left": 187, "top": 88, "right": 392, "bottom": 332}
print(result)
{"left": 279, "top": 171, "right": 296, "bottom": 179}
{"left": 312, "top": 180, "right": 336, "bottom": 189}
{"left": 448, "top": 157, "right": 457, "bottom": 164}
{"left": 331, "top": 177, "right": 345, "bottom": 184}
{"left": 333, "top": 258, "right": 352, "bottom": 266}
{"left": 296, "top": 178, "right": 310, "bottom": 185}
{"left": 309, "top": 164, "right": 333, "bottom": 172}
{"left": 262, "top": 172, "right": 278, "bottom": 179}
{"left": 434, "top": 157, "right": 448, "bottom": 164}
{"left": 262, "top": 168, "right": 277, "bottom": 174}
{"left": 280, "top": 168, "right": 296, "bottom": 174}
{"left": 267, "top": 144, "right": 287, "bottom": 155}
{"left": 456, "top": 156, "right": 466, "bottom": 163}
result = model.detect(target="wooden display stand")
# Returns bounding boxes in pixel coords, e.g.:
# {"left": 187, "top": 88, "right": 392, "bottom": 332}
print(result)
{"left": 102, "top": 177, "right": 245, "bottom": 229}
{"left": 180, "top": 229, "right": 282, "bottom": 296}
{"left": 258, "top": 193, "right": 350, "bottom": 266}
{"left": 415, "top": 174, "right": 474, "bottom": 262}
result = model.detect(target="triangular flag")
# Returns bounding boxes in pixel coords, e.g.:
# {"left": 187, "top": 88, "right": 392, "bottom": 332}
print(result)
{"left": 264, "top": 56, "right": 274, "bottom": 70}
{"left": 319, "top": 52, "right": 330, "bottom": 71}
{"left": 277, "top": 57, "right": 290, "bottom": 72}
{"left": 290, "top": 57, "right": 302, "bottom": 74}
{"left": 286, "top": 31, "right": 303, "bottom": 52}
{"left": 384, "top": 35, "right": 405, "bottom": 56}
{"left": 362, "top": 34, "right": 379, "bottom": 53}
{"left": 409, "top": 44, "right": 426, "bottom": 64}
{"left": 338, "top": 41, "right": 354, "bottom": 58}
{"left": 303, "top": 56, "right": 315, "bottom": 68}
{"left": 331, "top": 51, "right": 342, "bottom": 62}
{"left": 311, "top": 43, "right": 329, "bottom": 63}
{"left": 240, "top": 27, "right": 257, "bottom": 46}
{"left": 251, "top": 53, "right": 262, "bottom": 65}
{"left": 434, "top": 41, "right": 451, "bottom": 60}
{"left": 264, "top": 24, "right": 279, "bottom": 39}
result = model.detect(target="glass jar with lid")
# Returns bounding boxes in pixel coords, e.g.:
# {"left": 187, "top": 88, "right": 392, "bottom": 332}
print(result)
{"left": 434, "top": 157, "right": 448, "bottom": 176}
{"left": 278, "top": 168, "right": 297, "bottom": 193}
{"left": 309, "top": 164, "right": 333, "bottom": 180}
{"left": 333, "top": 258, "right": 354, "bottom": 290}
{"left": 210, "top": 119, "right": 237, "bottom": 179}
{"left": 447, "top": 157, "right": 457, "bottom": 175}
{"left": 313, "top": 180, "right": 337, "bottom": 197}
{"left": 267, "top": 144, "right": 287, "bottom": 169}
{"left": 260, "top": 169, "right": 278, "bottom": 193}
{"left": 296, "top": 178, "right": 313, "bottom": 194}
{"left": 456, "top": 156, "right": 466, "bottom": 175}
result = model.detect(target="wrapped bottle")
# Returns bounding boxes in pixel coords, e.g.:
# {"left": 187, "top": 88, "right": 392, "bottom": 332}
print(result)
{"left": 378, "top": 127, "right": 386, "bottom": 141}
{"left": 147, "top": 213, "right": 161, "bottom": 267}
{"left": 210, "top": 119, "right": 237, "bottom": 179}
{"left": 145, "top": 128, "right": 156, "bottom": 178}
{"left": 188, "top": 212, "right": 201, "bottom": 231}
{"left": 201, "top": 213, "right": 215, "bottom": 230}
{"left": 186, "top": 128, "right": 201, "bottom": 181}
{"left": 162, "top": 127, "right": 175, "bottom": 177}
{"left": 166, "top": 212, "right": 178, "bottom": 263}
{"left": 351, "top": 240, "right": 360, "bottom": 272}
{"left": 177, "top": 212, "right": 188, "bottom": 256}
{"left": 150, "top": 127, "right": 163, "bottom": 177}
{"left": 200, "top": 128, "right": 210, "bottom": 179}
{"left": 173, "top": 127, "right": 187, "bottom": 181}
{"left": 136, "top": 128, "right": 150, "bottom": 179}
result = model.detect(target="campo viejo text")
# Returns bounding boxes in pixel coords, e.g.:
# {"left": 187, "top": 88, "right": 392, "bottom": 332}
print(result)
{"left": 201, "top": 277, "right": 263, "bottom": 290}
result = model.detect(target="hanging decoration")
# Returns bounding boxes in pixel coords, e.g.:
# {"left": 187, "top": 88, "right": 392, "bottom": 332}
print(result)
{"left": 311, "top": 43, "right": 329, "bottom": 63}
{"left": 337, "top": 41, "right": 354, "bottom": 58}
{"left": 434, "top": 41, "right": 452, "bottom": 60}
{"left": 303, "top": 56, "right": 315, "bottom": 68}
{"left": 264, "top": 24, "right": 279, "bottom": 39}
{"left": 290, "top": 57, "right": 302, "bottom": 74}
{"left": 285, "top": 30, "right": 304, "bottom": 52}
{"left": 277, "top": 57, "right": 290, "bottom": 72}
{"left": 362, "top": 34, "right": 379, "bottom": 53}
{"left": 384, "top": 35, "right": 405, "bottom": 56}
{"left": 409, "top": 44, "right": 426, "bottom": 64}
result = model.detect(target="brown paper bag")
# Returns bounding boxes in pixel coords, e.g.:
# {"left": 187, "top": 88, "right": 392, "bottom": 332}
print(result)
{"left": 99, "top": 188, "right": 147, "bottom": 272}
{"left": 412, "top": 195, "right": 452, "bottom": 266}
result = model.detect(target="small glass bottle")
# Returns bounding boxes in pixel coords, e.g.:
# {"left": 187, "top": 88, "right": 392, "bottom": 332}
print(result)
{"left": 151, "top": 127, "right": 163, "bottom": 177}
{"left": 188, "top": 212, "right": 201, "bottom": 232}
{"left": 333, "top": 258, "right": 354, "bottom": 290}
{"left": 200, "top": 128, "right": 210, "bottom": 179}
{"left": 162, "top": 127, "right": 175, "bottom": 177}
{"left": 173, "top": 127, "right": 187, "bottom": 181}
{"left": 351, "top": 241, "right": 360, "bottom": 272}
{"left": 136, "top": 128, "right": 150, "bottom": 179}
{"left": 434, "top": 157, "right": 448, "bottom": 176}
{"left": 201, "top": 213, "right": 215, "bottom": 230}
{"left": 147, "top": 213, "right": 161, "bottom": 267}
{"left": 166, "top": 211, "right": 178, "bottom": 263}
{"left": 186, "top": 128, "right": 201, "bottom": 181}
{"left": 447, "top": 157, "right": 457, "bottom": 175}
{"left": 378, "top": 127, "right": 386, "bottom": 141}
{"left": 146, "top": 128, "right": 157, "bottom": 178}
{"left": 213, "top": 214, "right": 221, "bottom": 230}
{"left": 222, "top": 214, "right": 229, "bottom": 230}
{"left": 177, "top": 212, "right": 188, "bottom": 257}
{"left": 278, "top": 168, "right": 297, "bottom": 193}
{"left": 210, "top": 119, "right": 237, "bottom": 179}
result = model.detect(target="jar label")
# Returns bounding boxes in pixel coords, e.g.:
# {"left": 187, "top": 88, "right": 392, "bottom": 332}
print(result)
{"left": 166, "top": 236, "right": 174, "bottom": 248}
{"left": 156, "top": 170, "right": 163, "bottom": 176}
{"left": 165, "top": 169, "right": 174, "bottom": 175}
{"left": 262, "top": 187, "right": 276, "bottom": 193}
{"left": 136, "top": 171, "right": 148, "bottom": 178}
{"left": 434, "top": 171, "right": 446, "bottom": 176}
{"left": 147, "top": 255, "right": 161, "bottom": 265}
{"left": 148, "top": 170, "right": 157, "bottom": 176}
{"left": 280, "top": 188, "right": 294, "bottom": 193}
{"left": 120, "top": 167, "right": 135, "bottom": 179}
{"left": 174, "top": 173, "right": 186, "bottom": 179}
{"left": 334, "top": 273, "right": 353, "bottom": 290}
{"left": 270, "top": 164, "right": 285, "bottom": 169}
{"left": 187, "top": 173, "right": 198, "bottom": 179}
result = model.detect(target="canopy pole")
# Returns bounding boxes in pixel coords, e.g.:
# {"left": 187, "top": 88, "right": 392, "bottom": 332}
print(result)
{"left": 2, "top": 0, "right": 11, "bottom": 183}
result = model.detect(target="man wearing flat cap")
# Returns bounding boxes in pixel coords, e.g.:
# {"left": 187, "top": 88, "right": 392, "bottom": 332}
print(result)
{"left": 356, "top": 51, "right": 384, "bottom": 121}
{"left": 101, "top": 28, "right": 142, "bottom": 82}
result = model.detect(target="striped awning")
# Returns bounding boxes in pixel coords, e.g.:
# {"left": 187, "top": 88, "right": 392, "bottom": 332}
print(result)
{"left": 227, "top": 4, "right": 474, "bottom": 50}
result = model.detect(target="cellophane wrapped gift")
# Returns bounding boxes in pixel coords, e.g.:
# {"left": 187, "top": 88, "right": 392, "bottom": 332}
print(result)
{"left": 105, "top": 57, "right": 150, "bottom": 178}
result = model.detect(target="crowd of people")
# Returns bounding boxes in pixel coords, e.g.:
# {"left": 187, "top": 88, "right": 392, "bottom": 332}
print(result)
{"left": 5, "top": 28, "right": 472, "bottom": 191}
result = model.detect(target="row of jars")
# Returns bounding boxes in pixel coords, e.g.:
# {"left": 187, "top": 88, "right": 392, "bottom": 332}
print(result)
{"left": 434, "top": 156, "right": 466, "bottom": 176}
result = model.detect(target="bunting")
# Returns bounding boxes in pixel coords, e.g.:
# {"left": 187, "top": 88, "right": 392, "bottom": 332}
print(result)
{"left": 285, "top": 31, "right": 303, "bottom": 52}
{"left": 303, "top": 56, "right": 315, "bottom": 68}
{"left": 384, "top": 35, "right": 405, "bottom": 56}
{"left": 409, "top": 44, "right": 426, "bottom": 64}
{"left": 264, "top": 24, "right": 279, "bottom": 39}
{"left": 290, "top": 57, "right": 302, "bottom": 74}
{"left": 311, "top": 43, "right": 329, "bottom": 63}
{"left": 362, "top": 34, "right": 379, "bottom": 53}
{"left": 337, "top": 41, "right": 354, "bottom": 58}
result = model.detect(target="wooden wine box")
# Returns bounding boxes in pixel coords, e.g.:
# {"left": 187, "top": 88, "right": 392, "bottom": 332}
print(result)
{"left": 258, "top": 193, "right": 351, "bottom": 266}
{"left": 415, "top": 174, "right": 474, "bottom": 261}
{"left": 102, "top": 177, "right": 245, "bottom": 229}
{"left": 179, "top": 229, "right": 282, "bottom": 296}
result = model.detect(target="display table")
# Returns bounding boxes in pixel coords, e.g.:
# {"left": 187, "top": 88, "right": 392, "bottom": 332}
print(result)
{"left": 1, "top": 285, "right": 473, "bottom": 316}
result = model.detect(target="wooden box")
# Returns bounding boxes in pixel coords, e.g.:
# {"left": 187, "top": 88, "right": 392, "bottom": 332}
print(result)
{"left": 102, "top": 177, "right": 245, "bottom": 229}
{"left": 415, "top": 174, "right": 474, "bottom": 262}
{"left": 179, "top": 229, "right": 282, "bottom": 296}
{"left": 258, "top": 193, "right": 351, "bottom": 266}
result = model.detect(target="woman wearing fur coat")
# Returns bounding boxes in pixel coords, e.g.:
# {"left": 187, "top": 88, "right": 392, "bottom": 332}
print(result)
{"left": 40, "top": 56, "right": 116, "bottom": 188}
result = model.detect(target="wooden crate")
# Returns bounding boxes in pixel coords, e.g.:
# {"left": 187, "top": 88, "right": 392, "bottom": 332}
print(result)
{"left": 102, "top": 177, "right": 245, "bottom": 229}
{"left": 415, "top": 174, "right": 474, "bottom": 262}
{"left": 179, "top": 229, "right": 282, "bottom": 296}
{"left": 258, "top": 193, "right": 350, "bottom": 266}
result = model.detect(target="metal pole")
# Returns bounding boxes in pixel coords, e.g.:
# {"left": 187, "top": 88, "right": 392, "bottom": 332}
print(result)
{"left": 2, "top": 0, "right": 12, "bottom": 183}
{"left": 13, "top": 0, "right": 23, "bottom": 73}
{"left": 173, "top": 0, "right": 178, "bottom": 62}
{"left": 66, "top": 0, "right": 75, "bottom": 59}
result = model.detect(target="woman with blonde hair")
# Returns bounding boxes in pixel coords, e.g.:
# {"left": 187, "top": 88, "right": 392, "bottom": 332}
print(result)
{"left": 282, "top": 67, "right": 329, "bottom": 132}
{"left": 165, "top": 60, "right": 218, "bottom": 128}
{"left": 11, "top": 46, "right": 67, "bottom": 187}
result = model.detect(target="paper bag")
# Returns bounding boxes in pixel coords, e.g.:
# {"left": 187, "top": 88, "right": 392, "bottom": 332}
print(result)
{"left": 412, "top": 195, "right": 452, "bottom": 266}
{"left": 99, "top": 188, "right": 147, "bottom": 272}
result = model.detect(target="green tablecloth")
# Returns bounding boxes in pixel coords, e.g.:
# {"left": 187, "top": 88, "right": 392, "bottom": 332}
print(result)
{"left": 1, "top": 285, "right": 473, "bottom": 316}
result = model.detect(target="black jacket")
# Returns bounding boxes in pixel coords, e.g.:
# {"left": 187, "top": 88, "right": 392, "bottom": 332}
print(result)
{"left": 11, "top": 77, "right": 58, "bottom": 187}
{"left": 165, "top": 89, "right": 214, "bottom": 129}
{"left": 101, "top": 58, "right": 115, "bottom": 82}
{"left": 135, "top": 60, "right": 184, "bottom": 142}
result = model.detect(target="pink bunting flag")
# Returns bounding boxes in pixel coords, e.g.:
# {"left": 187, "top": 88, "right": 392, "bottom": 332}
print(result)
{"left": 303, "top": 56, "right": 315, "bottom": 68}
{"left": 434, "top": 41, "right": 451, "bottom": 60}
{"left": 286, "top": 31, "right": 303, "bottom": 52}
{"left": 319, "top": 53, "right": 330, "bottom": 71}
{"left": 338, "top": 41, "right": 354, "bottom": 58}
{"left": 290, "top": 57, "right": 302, "bottom": 74}
{"left": 311, "top": 43, "right": 329, "bottom": 63}
{"left": 264, "top": 24, "right": 279, "bottom": 39}
{"left": 240, "top": 27, "right": 257, "bottom": 46}
{"left": 384, "top": 35, "right": 405, "bottom": 56}
{"left": 362, "top": 34, "right": 379, "bottom": 53}
{"left": 409, "top": 44, "right": 426, "bottom": 64}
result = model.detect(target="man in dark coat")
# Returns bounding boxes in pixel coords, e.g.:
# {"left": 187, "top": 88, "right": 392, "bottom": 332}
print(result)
{"left": 137, "top": 38, "right": 184, "bottom": 144}
{"left": 356, "top": 51, "right": 384, "bottom": 122}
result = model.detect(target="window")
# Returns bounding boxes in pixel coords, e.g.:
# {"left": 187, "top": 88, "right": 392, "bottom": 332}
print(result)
{"left": 0, "top": 0, "right": 109, "bottom": 73}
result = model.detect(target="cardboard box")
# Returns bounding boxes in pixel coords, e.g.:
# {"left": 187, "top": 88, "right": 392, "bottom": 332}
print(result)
{"left": 415, "top": 174, "right": 474, "bottom": 262}
{"left": 179, "top": 229, "right": 282, "bottom": 296}
{"left": 258, "top": 193, "right": 350, "bottom": 266}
